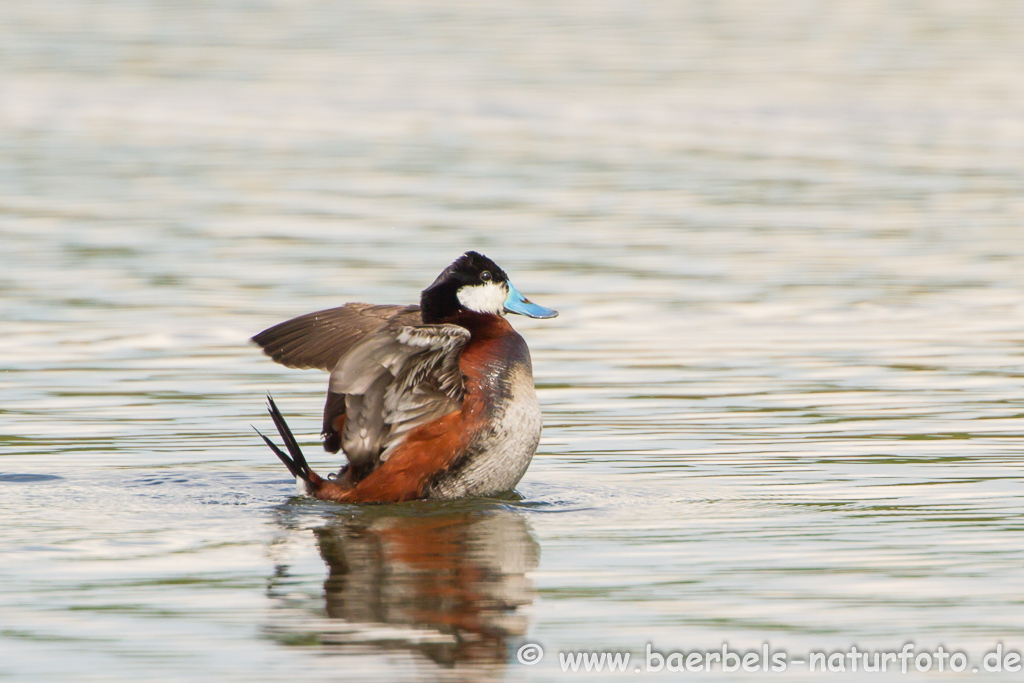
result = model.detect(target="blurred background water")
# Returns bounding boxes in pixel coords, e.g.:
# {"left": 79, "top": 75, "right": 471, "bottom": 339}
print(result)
{"left": 3, "top": 1, "right": 1024, "bottom": 681}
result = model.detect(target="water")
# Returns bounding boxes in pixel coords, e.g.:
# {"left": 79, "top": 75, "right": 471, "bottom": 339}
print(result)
{"left": 3, "top": 1, "right": 1024, "bottom": 681}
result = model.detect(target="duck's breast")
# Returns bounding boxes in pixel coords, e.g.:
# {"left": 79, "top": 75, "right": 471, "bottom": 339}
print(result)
{"left": 427, "top": 330, "right": 542, "bottom": 498}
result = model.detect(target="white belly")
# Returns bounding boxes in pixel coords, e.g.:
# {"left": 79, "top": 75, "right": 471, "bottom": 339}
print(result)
{"left": 427, "top": 366, "right": 542, "bottom": 499}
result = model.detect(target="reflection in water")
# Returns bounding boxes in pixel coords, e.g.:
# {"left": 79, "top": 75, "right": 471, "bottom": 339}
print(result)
{"left": 270, "top": 505, "right": 538, "bottom": 675}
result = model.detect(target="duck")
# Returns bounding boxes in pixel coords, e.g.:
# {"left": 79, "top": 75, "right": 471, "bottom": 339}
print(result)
{"left": 252, "top": 251, "right": 557, "bottom": 503}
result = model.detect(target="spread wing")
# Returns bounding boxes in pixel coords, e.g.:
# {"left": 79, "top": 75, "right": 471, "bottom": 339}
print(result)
{"left": 329, "top": 324, "right": 471, "bottom": 470}
{"left": 252, "top": 303, "right": 422, "bottom": 371}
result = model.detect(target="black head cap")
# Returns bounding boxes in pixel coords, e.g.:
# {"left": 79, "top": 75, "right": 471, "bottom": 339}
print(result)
{"left": 420, "top": 251, "right": 508, "bottom": 323}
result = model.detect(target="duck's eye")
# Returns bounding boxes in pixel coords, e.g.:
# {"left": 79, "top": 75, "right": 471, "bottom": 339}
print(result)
{"left": 480, "top": 271, "right": 492, "bottom": 282}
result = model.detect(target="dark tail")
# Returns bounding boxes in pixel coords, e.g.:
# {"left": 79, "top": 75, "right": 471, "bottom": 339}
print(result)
{"left": 254, "top": 395, "right": 315, "bottom": 488}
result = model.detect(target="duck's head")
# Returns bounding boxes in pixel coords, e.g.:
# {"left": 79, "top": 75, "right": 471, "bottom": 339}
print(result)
{"left": 420, "top": 251, "right": 558, "bottom": 324}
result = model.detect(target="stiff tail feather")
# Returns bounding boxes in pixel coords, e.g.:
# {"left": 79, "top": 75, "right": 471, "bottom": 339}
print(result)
{"left": 254, "top": 395, "right": 317, "bottom": 491}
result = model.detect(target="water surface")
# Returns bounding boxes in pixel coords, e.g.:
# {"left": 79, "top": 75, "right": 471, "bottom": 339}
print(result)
{"left": 3, "top": 1, "right": 1024, "bottom": 681}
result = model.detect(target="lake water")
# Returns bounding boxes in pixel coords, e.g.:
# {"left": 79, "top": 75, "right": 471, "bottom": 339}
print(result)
{"left": 3, "top": 1, "right": 1024, "bottom": 681}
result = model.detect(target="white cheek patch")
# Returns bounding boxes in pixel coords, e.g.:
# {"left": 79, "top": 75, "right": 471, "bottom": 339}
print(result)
{"left": 457, "top": 281, "right": 508, "bottom": 315}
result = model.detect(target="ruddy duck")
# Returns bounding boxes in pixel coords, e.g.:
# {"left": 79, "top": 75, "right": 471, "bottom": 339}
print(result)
{"left": 253, "top": 251, "right": 557, "bottom": 503}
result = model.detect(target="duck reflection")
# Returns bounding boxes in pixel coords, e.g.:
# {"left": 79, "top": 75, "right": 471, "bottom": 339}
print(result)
{"left": 276, "top": 504, "right": 539, "bottom": 672}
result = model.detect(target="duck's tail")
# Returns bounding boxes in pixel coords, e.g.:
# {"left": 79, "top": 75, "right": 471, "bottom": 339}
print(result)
{"left": 254, "top": 395, "right": 320, "bottom": 494}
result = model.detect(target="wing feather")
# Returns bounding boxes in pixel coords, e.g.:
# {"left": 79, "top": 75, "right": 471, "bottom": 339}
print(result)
{"left": 329, "top": 324, "right": 470, "bottom": 469}
{"left": 252, "top": 303, "right": 422, "bottom": 371}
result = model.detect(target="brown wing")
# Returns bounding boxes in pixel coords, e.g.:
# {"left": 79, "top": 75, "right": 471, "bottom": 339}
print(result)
{"left": 252, "top": 303, "right": 422, "bottom": 371}
{"left": 328, "top": 324, "right": 471, "bottom": 476}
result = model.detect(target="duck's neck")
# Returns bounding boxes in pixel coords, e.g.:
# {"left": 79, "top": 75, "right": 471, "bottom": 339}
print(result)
{"left": 420, "top": 283, "right": 459, "bottom": 324}
{"left": 449, "top": 311, "right": 513, "bottom": 339}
